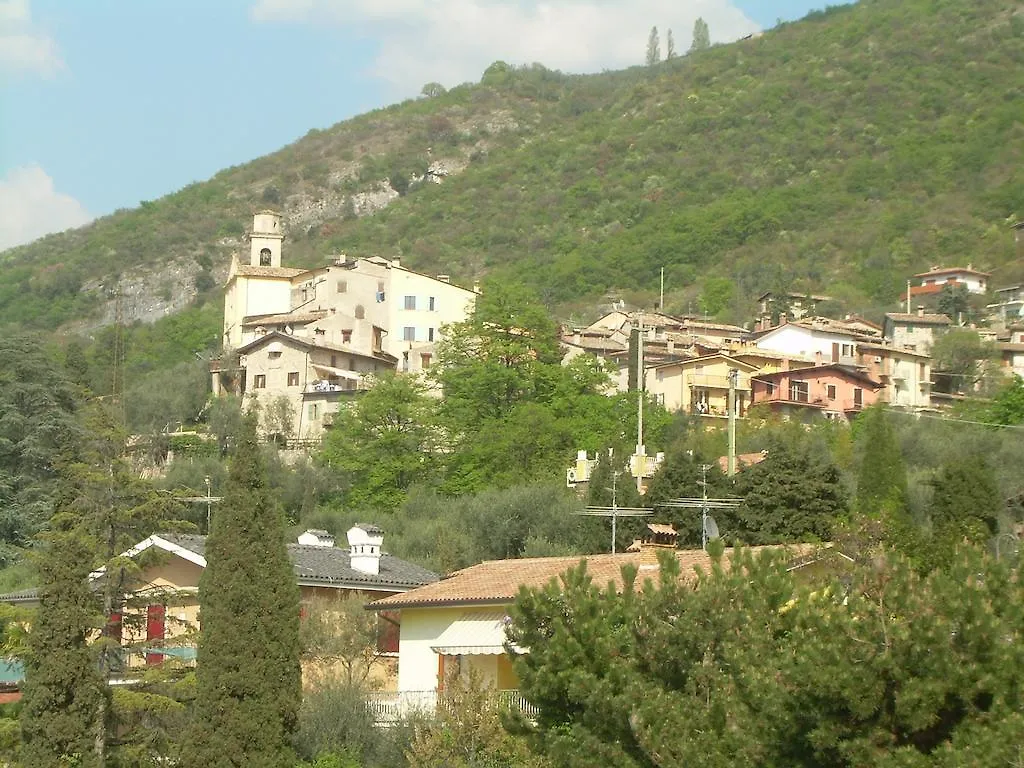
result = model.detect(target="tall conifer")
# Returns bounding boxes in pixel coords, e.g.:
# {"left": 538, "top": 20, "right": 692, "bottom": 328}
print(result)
{"left": 182, "top": 415, "right": 301, "bottom": 768}
{"left": 19, "top": 517, "right": 107, "bottom": 768}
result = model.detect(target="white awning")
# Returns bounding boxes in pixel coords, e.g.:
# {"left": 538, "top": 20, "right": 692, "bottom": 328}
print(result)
{"left": 311, "top": 363, "right": 361, "bottom": 381}
{"left": 430, "top": 611, "right": 525, "bottom": 656}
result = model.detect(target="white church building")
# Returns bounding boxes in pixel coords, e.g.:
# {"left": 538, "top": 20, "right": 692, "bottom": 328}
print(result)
{"left": 214, "top": 211, "right": 477, "bottom": 441}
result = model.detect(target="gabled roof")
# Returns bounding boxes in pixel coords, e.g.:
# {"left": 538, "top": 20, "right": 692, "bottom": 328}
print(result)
{"left": 114, "top": 533, "right": 438, "bottom": 592}
{"left": 856, "top": 342, "right": 931, "bottom": 359}
{"left": 231, "top": 265, "right": 307, "bottom": 279}
{"left": 236, "top": 331, "right": 398, "bottom": 363}
{"left": 369, "top": 545, "right": 811, "bottom": 609}
{"left": 884, "top": 312, "right": 952, "bottom": 326}
{"left": 241, "top": 310, "right": 329, "bottom": 327}
{"left": 752, "top": 364, "right": 882, "bottom": 388}
{"left": 648, "top": 353, "right": 759, "bottom": 372}
{"left": 913, "top": 266, "right": 990, "bottom": 278}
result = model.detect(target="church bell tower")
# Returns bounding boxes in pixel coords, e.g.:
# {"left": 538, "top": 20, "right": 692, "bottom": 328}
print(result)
{"left": 248, "top": 210, "right": 284, "bottom": 267}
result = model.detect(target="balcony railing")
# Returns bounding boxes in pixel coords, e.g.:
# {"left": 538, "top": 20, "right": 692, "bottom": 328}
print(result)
{"left": 365, "top": 689, "right": 539, "bottom": 724}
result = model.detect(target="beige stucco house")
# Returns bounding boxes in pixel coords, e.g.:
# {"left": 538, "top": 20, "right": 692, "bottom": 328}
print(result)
{"left": 367, "top": 527, "right": 824, "bottom": 721}
{"left": 228, "top": 331, "right": 397, "bottom": 442}
{"left": 644, "top": 354, "right": 759, "bottom": 418}
{"left": 100, "top": 525, "right": 437, "bottom": 685}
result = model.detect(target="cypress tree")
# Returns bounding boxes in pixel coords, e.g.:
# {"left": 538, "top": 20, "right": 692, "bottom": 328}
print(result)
{"left": 853, "top": 404, "right": 907, "bottom": 515}
{"left": 19, "top": 515, "right": 107, "bottom": 768}
{"left": 182, "top": 415, "right": 301, "bottom": 768}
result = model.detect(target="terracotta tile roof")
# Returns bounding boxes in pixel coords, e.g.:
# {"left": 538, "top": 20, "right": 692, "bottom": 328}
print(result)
{"left": 369, "top": 545, "right": 811, "bottom": 609}
{"left": 716, "top": 451, "right": 767, "bottom": 473}
{"left": 885, "top": 312, "right": 952, "bottom": 326}
{"left": 232, "top": 265, "right": 307, "bottom": 279}
{"left": 242, "top": 310, "right": 329, "bottom": 326}
{"left": 913, "top": 266, "right": 990, "bottom": 278}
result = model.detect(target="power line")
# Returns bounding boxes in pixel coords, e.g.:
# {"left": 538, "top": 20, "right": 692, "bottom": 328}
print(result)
{"left": 883, "top": 408, "right": 1024, "bottom": 431}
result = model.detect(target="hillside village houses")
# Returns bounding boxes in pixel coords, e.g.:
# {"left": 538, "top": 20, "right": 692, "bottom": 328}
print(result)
{"left": 213, "top": 211, "right": 477, "bottom": 440}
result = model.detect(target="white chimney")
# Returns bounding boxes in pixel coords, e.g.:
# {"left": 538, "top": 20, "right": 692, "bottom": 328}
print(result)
{"left": 297, "top": 529, "right": 335, "bottom": 548}
{"left": 437, "top": 274, "right": 450, "bottom": 284}
{"left": 347, "top": 524, "right": 384, "bottom": 576}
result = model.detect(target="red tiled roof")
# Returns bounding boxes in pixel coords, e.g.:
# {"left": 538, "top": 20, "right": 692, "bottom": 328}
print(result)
{"left": 369, "top": 545, "right": 811, "bottom": 609}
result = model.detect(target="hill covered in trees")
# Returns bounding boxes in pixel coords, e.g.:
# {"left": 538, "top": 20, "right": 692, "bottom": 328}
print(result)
{"left": 1, "top": 0, "right": 1021, "bottom": 333}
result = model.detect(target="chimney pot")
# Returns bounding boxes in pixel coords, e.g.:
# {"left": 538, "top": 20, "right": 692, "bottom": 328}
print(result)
{"left": 346, "top": 524, "right": 384, "bottom": 576}
{"left": 917, "top": 305, "right": 925, "bottom": 317}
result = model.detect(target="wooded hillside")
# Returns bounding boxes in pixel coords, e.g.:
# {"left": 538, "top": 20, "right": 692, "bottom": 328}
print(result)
{"left": 1, "top": 0, "right": 1021, "bottom": 331}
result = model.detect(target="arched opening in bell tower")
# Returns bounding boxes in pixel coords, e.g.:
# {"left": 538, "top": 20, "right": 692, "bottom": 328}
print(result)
{"left": 259, "top": 248, "right": 272, "bottom": 266}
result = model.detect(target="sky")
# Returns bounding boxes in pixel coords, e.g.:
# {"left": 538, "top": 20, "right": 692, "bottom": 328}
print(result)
{"left": 0, "top": 0, "right": 833, "bottom": 252}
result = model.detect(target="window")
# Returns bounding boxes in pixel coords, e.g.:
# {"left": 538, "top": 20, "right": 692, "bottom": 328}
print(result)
{"left": 420, "top": 353, "right": 432, "bottom": 369}
{"left": 790, "top": 381, "right": 809, "bottom": 402}
{"left": 253, "top": 374, "right": 266, "bottom": 389}
{"left": 259, "top": 248, "right": 272, "bottom": 266}
{"left": 287, "top": 372, "right": 299, "bottom": 387}
{"left": 919, "top": 362, "right": 926, "bottom": 379}
{"left": 429, "top": 296, "right": 436, "bottom": 311}
{"left": 268, "top": 350, "right": 282, "bottom": 360}
{"left": 841, "top": 343, "right": 854, "bottom": 357}
{"left": 355, "top": 305, "right": 365, "bottom": 319}
{"left": 428, "top": 327, "right": 435, "bottom": 342}
{"left": 854, "top": 387, "right": 863, "bottom": 408}
{"left": 336, "top": 280, "right": 347, "bottom": 293}
{"left": 330, "top": 354, "right": 337, "bottom": 367}
{"left": 403, "top": 326, "right": 416, "bottom": 342}
{"left": 308, "top": 403, "right": 319, "bottom": 420}
{"left": 766, "top": 381, "right": 776, "bottom": 396}
{"left": 404, "top": 295, "right": 417, "bottom": 310}
{"left": 826, "top": 384, "right": 837, "bottom": 400}
{"left": 146, "top": 604, "right": 166, "bottom": 666}
{"left": 341, "top": 330, "right": 352, "bottom": 344}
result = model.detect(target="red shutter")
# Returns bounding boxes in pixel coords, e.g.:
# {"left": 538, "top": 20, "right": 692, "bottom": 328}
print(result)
{"left": 146, "top": 604, "right": 166, "bottom": 666}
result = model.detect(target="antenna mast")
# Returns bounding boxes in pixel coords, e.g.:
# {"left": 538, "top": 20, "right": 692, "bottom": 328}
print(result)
{"left": 576, "top": 452, "right": 652, "bottom": 553}
{"left": 659, "top": 464, "right": 741, "bottom": 549}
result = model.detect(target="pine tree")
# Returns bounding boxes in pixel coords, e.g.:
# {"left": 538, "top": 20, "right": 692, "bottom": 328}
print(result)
{"left": 182, "top": 414, "right": 301, "bottom": 768}
{"left": 645, "top": 26, "right": 660, "bottom": 66}
{"left": 19, "top": 515, "right": 107, "bottom": 768}
{"left": 665, "top": 29, "right": 676, "bottom": 59}
{"left": 690, "top": 17, "right": 710, "bottom": 52}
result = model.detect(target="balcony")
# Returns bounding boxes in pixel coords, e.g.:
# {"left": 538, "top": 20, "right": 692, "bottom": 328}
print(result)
{"left": 686, "top": 374, "right": 751, "bottom": 390}
{"left": 365, "top": 689, "right": 539, "bottom": 724}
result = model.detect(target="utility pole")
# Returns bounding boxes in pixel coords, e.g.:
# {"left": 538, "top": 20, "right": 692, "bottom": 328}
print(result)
{"left": 659, "top": 267, "right": 664, "bottom": 312}
{"left": 727, "top": 368, "right": 738, "bottom": 477}
{"left": 906, "top": 280, "right": 911, "bottom": 314}
{"left": 635, "top": 311, "right": 645, "bottom": 493}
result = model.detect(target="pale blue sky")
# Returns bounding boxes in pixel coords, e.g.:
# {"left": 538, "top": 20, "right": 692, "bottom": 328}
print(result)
{"left": 0, "top": 0, "right": 832, "bottom": 250}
